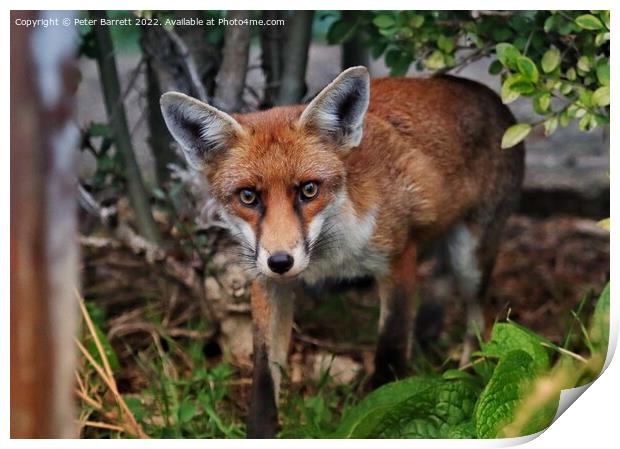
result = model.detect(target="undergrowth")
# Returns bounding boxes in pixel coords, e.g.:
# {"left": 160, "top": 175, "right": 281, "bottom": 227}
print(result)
{"left": 76, "top": 282, "right": 610, "bottom": 439}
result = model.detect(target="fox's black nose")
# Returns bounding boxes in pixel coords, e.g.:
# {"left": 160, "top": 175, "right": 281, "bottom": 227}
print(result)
{"left": 267, "top": 252, "right": 294, "bottom": 274}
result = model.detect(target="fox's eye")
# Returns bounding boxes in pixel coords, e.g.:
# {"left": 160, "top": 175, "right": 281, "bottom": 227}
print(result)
{"left": 239, "top": 189, "right": 258, "bottom": 206}
{"left": 300, "top": 181, "right": 319, "bottom": 201}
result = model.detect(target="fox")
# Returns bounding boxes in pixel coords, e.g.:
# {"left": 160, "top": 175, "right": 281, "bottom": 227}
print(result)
{"left": 160, "top": 66, "right": 525, "bottom": 438}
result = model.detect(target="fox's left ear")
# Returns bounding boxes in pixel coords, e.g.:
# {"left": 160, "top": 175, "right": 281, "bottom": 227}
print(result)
{"left": 160, "top": 92, "right": 243, "bottom": 170}
{"left": 299, "top": 66, "right": 370, "bottom": 151}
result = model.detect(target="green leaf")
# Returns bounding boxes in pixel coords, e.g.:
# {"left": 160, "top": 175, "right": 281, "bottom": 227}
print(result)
{"left": 501, "top": 124, "right": 532, "bottom": 149}
{"left": 496, "top": 43, "right": 520, "bottom": 69}
{"left": 516, "top": 56, "right": 539, "bottom": 82}
{"left": 543, "top": 15, "right": 556, "bottom": 33}
{"left": 373, "top": 14, "right": 396, "bottom": 29}
{"left": 474, "top": 350, "right": 555, "bottom": 438}
{"left": 534, "top": 92, "right": 551, "bottom": 113}
{"left": 541, "top": 48, "right": 561, "bottom": 73}
{"left": 332, "top": 376, "right": 442, "bottom": 438}
{"left": 577, "top": 56, "right": 592, "bottom": 73}
{"left": 559, "top": 109, "right": 571, "bottom": 127}
{"left": 447, "top": 421, "right": 476, "bottom": 438}
{"left": 327, "top": 19, "right": 357, "bottom": 44}
{"left": 424, "top": 50, "right": 445, "bottom": 70}
{"left": 596, "top": 61, "right": 610, "bottom": 86}
{"left": 595, "top": 32, "right": 610, "bottom": 46}
{"left": 381, "top": 379, "right": 480, "bottom": 438}
{"left": 88, "top": 122, "right": 111, "bottom": 138}
{"left": 488, "top": 60, "right": 503, "bottom": 75}
{"left": 501, "top": 77, "right": 521, "bottom": 104}
{"left": 437, "top": 35, "right": 455, "bottom": 53}
{"left": 575, "top": 14, "right": 604, "bottom": 30}
{"left": 481, "top": 322, "right": 550, "bottom": 371}
{"left": 543, "top": 116, "right": 559, "bottom": 137}
{"left": 592, "top": 86, "right": 610, "bottom": 107}
{"left": 408, "top": 14, "right": 425, "bottom": 28}
{"left": 566, "top": 67, "right": 577, "bottom": 81}
{"left": 177, "top": 399, "right": 197, "bottom": 424}
{"left": 589, "top": 283, "right": 610, "bottom": 357}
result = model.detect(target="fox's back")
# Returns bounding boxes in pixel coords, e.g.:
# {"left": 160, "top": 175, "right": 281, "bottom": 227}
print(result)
{"left": 345, "top": 76, "right": 524, "bottom": 250}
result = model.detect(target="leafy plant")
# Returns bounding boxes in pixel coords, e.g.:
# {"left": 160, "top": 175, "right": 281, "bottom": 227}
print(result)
{"left": 327, "top": 10, "right": 610, "bottom": 147}
{"left": 328, "top": 282, "right": 610, "bottom": 439}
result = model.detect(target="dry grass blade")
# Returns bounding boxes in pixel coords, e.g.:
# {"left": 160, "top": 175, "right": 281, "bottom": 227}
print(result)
{"left": 76, "top": 289, "right": 149, "bottom": 438}
{"left": 81, "top": 421, "right": 126, "bottom": 432}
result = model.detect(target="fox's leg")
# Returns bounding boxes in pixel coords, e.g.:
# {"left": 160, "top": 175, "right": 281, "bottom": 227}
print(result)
{"left": 371, "top": 241, "right": 417, "bottom": 389}
{"left": 446, "top": 222, "right": 499, "bottom": 367}
{"left": 246, "top": 279, "right": 294, "bottom": 438}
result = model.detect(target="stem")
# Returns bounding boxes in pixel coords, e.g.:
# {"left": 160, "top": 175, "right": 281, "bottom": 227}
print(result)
{"left": 276, "top": 11, "right": 315, "bottom": 105}
{"left": 90, "top": 11, "right": 161, "bottom": 244}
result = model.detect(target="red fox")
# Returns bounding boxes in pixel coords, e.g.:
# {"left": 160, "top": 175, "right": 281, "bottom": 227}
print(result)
{"left": 161, "top": 66, "right": 524, "bottom": 438}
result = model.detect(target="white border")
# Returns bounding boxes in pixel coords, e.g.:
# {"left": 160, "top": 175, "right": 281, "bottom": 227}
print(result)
{"left": 4, "top": 2, "right": 617, "bottom": 447}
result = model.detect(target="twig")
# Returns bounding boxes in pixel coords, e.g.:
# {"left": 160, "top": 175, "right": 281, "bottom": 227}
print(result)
{"left": 75, "top": 389, "right": 103, "bottom": 411}
{"left": 81, "top": 420, "right": 126, "bottom": 432}
{"left": 163, "top": 27, "right": 209, "bottom": 102}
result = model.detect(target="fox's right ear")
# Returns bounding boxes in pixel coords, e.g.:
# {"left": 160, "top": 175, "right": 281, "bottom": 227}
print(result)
{"left": 299, "top": 66, "right": 370, "bottom": 151}
{"left": 160, "top": 92, "right": 243, "bottom": 170}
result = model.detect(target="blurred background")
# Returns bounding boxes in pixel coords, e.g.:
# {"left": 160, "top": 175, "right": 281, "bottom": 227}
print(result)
{"left": 12, "top": 10, "right": 609, "bottom": 438}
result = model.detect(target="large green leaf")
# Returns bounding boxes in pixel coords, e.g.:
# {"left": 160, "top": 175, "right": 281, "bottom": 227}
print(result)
{"left": 480, "top": 322, "right": 551, "bottom": 371}
{"left": 331, "top": 376, "right": 441, "bottom": 438}
{"left": 589, "top": 282, "right": 610, "bottom": 357}
{"left": 332, "top": 375, "right": 480, "bottom": 438}
{"left": 475, "top": 350, "right": 543, "bottom": 438}
{"left": 376, "top": 378, "right": 480, "bottom": 438}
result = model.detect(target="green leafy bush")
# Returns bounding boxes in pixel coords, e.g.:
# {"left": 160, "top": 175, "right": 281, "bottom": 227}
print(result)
{"left": 328, "top": 10, "right": 610, "bottom": 147}
{"left": 329, "top": 282, "right": 610, "bottom": 439}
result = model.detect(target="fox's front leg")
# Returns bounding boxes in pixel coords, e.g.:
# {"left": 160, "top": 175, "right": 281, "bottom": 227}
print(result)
{"left": 246, "top": 279, "right": 294, "bottom": 438}
{"left": 371, "top": 241, "right": 417, "bottom": 389}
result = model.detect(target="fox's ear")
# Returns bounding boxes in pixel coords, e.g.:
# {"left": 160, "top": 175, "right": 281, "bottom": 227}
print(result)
{"left": 299, "top": 66, "right": 370, "bottom": 150}
{"left": 160, "top": 92, "right": 243, "bottom": 170}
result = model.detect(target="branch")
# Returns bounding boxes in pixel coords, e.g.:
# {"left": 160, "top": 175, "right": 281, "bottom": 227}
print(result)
{"left": 162, "top": 26, "right": 209, "bottom": 103}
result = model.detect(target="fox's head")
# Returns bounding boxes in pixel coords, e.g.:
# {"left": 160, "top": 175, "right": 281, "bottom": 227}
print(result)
{"left": 161, "top": 67, "right": 370, "bottom": 279}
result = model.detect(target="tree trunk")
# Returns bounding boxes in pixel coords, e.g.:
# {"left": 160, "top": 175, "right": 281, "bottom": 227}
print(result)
{"left": 341, "top": 11, "right": 369, "bottom": 70}
{"left": 90, "top": 11, "right": 161, "bottom": 243}
{"left": 260, "top": 11, "right": 285, "bottom": 108}
{"left": 141, "top": 34, "right": 175, "bottom": 186}
{"left": 213, "top": 11, "right": 252, "bottom": 112}
{"left": 276, "top": 11, "right": 315, "bottom": 105}
{"left": 11, "top": 10, "right": 79, "bottom": 438}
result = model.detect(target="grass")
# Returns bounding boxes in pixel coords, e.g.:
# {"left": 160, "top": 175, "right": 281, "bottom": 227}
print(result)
{"left": 75, "top": 277, "right": 608, "bottom": 439}
{"left": 77, "top": 289, "right": 362, "bottom": 438}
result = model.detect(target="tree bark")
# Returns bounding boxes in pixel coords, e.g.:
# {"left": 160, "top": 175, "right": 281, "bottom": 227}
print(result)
{"left": 276, "top": 11, "right": 315, "bottom": 105}
{"left": 213, "top": 11, "right": 252, "bottom": 112}
{"left": 90, "top": 11, "right": 161, "bottom": 243}
{"left": 11, "top": 10, "right": 79, "bottom": 438}
{"left": 260, "top": 11, "right": 285, "bottom": 108}
{"left": 341, "top": 11, "right": 369, "bottom": 70}
{"left": 141, "top": 34, "right": 175, "bottom": 186}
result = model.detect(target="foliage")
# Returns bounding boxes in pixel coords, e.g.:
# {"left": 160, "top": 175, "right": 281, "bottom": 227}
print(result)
{"left": 327, "top": 282, "right": 610, "bottom": 439}
{"left": 327, "top": 10, "right": 610, "bottom": 147}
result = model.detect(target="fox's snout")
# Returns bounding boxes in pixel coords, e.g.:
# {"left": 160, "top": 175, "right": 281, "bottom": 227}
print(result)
{"left": 266, "top": 252, "right": 294, "bottom": 274}
{"left": 256, "top": 235, "right": 310, "bottom": 279}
